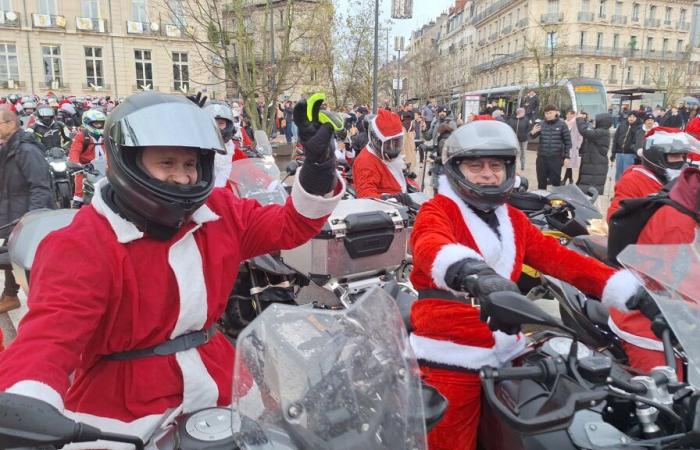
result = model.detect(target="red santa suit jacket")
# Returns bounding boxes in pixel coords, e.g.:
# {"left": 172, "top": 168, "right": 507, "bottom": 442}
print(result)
{"left": 0, "top": 175, "right": 343, "bottom": 446}
{"left": 609, "top": 167, "right": 699, "bottom": 352}
{"left": 607, "top": 165, "right": 663, "bottom": 221}
{"left": 69, "top": 129, "right": 104, "bottom": 164}
{"left": 409, "top": 176, "right": 638, "bottom": 370}
{"left": 353, "top": 146, "right": 404, "bottom": 198}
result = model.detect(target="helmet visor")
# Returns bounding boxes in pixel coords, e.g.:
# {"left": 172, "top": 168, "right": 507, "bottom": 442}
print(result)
{"left": 109, "top": 101, "right": 225, "bottom": 154}
{"left": 646, "top": 131, "right": 700, "bottom": 156}
{"left": 381, "top": 135, "right": 404, "bottom": 159}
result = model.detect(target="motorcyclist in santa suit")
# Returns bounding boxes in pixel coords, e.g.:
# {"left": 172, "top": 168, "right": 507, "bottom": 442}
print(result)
{"left": 408, "top": 120, "right": 655, "bottom": 450}
{"left": 0, "top": 91, "right": 343, "bottom": 447}
{"left": 203, "top": 101, "right": 247, "bottom": 188}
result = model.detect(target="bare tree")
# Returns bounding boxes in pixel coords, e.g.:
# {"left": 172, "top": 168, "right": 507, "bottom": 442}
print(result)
{"left": 649, "top": 47, "right": 694, "bottom": 107}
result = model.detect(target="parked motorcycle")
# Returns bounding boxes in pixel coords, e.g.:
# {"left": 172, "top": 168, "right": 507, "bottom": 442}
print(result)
{"left": 66, "top": 158, "right": 107, "bottom": 206}
{"left": 45, "top": 147, "right": 73, "bottom": 208}
{"left": 0, "top": 286, "right": 447, "bottom": 449}
{"left": 477, "top": 240, "right": 699, "bottom": 450}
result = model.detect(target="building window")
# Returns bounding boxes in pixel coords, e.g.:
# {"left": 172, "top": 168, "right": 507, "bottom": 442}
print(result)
{"left": 662, "top": 38, "right": 669, "bottom": 53}
{"left": 578, "top": 63, "right": 584, "bottom": 76}
{"left": 614, "top": 1, "right": 622, "bottom": 16}
{"left": 664, "top": 7, "right": 672, "bottom": 24}
{"left": 677, "top": 39, "right": 685, "bottom": 53}
{"left": 168, "top": 0, "right": 186, "bottom": 26}
{"left": 594, "top": 63, "right": 600, "bottom": 78}
{"left": 131, "top": 0, "right": 148, "bottom": 22}
{"left": 0, "top": 43, "right": 19, "bottom": 83}
{"left": 643, "top": 66, "right": 650, "bottom": 82}
{"left": 596, "top": 32, "right": 603, "bottom": 49}
{"left": 610, "top": 64, "right": 616, "bottom": 80}
{"left": 626, "top": 66, "right": 633, "bottom": 82}
{"left": 680, "top": 8, "right": 687, "bottom": 23}
{"left": 41, "top": 45, "right": 61, "bottom": 84}
{"left": 38, "top": 0, "right": 57, "bottom": 15}
{"left": 579, "top": 31, "right": 586, "bottom": 48}
{"left": 172, "top": 51, "right": 188, "bottom": 91}
{"left": 85, "top": 46, "right": 103, "bottom": 87}
{"left": 134, "top": 49, "right": 152, "bottom": 88}
{"left": 649, "top": 5, "right": 656, "bottom": 19}
{"left": 82, "top": 0, "right": 99, "bottom": 17}
{"left": 545, "top": 31, "right": 557, "bottom": 49}
{"left": 547, "top": 0, "right": 559, "bottom": 14}
{"left": 630, "top": 35, "right": 638, "bottom": 51}
{"left": 0, "top": 0, "right": 11, "bottom": 12}
{"left": 598, "top": 0, "right": 606, "bottom": 18}
{"left": 612, "top": 33, "right": 619, "bottom": 50}
{"left": 632, "top": 3, "right": 640, "bottom": 21}
{"left": 581, "top": 0, "right": 590, "bottom": 12}
{"left": 647, "top": 37, "right": 654, "bottom": 51}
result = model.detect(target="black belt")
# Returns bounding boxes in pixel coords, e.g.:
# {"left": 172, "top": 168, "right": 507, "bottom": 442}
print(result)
{"left": 417, "top": 288, "right": 479, "bottom": 307}
{"left": 417, "top": 359, "right": 479, "bottom": 374}
{"left": 104, "top": 324, "right": 217, "bottom": 361}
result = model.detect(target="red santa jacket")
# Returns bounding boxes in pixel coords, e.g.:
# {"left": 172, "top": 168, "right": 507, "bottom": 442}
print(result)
{"left": 609, "top": 167, "right": 699, "bottom": 350}
{"left": 409, "top": 176, "right": 638, "bottom": 370}
{"left": 353, "top": 146, "right": 403, "bottom": 198}
{"left": 607, "top": 166, "right": 663, "bottom": 221}
{"left": 0, "top": 176, "right": 343, "bottom": 442}
{"left": 68, "top": 129, "right": 104, "bottom": 164}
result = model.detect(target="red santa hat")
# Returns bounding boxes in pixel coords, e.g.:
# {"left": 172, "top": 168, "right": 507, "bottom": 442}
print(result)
{"left": 685, "top": 118, "right": 700, "bottom": 161}
{"left": 645, "top": 126, "right": 681, "bottom": 138}
{"left": 371, "top": 109, "right": 403, "bottom": 141}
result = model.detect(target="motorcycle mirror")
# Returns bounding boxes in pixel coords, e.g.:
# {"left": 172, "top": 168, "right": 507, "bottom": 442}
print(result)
{"left": 0, "top": 392, "right": 102, "bottom": 448}
{"left": 482, "top": 291, "right": 575, "bottom": 335}
{"left": 285, "top": 161, "right": 299, "bottom": 175}
{"left": 517, "top": 176, "right": 529, "bottom": 192}
{"left": 420, "top": 382, "right": 449, "bottom": 432}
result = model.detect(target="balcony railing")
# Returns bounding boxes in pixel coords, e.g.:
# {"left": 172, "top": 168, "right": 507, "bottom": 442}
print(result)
{"left": 541, "top": 13, "right": 564, "bottom": 24}
{"left": 611, "top": 15, "right": 627, "bottom": 25}
{"left": 164, "top": 23, "right": 191, "bottom": 38}
{"left": 642, "top": 49, "right": 689, "bottom": 60}
{"left": 470, "top": 50, "right": 526, "bottom": 74}
{"left": 76, "top": 17, "right": 107, "bottom": 33}
{"left": 644, "top": 18, "right": 661, "bottom": 27}
{"left": 0, "top": 80, "right": 24, "bottom": 89}
{"left": 515, "top": 18, "right": 528, "bottom": 27}
{"left": 488, "top": 32, "right": 498, "bottom": 41}
{"left": 477, "top": 39, "right": 487, "bottom": 46}
{"left": 82, "top": 82, "right": 111, "bottom": 90}
{"left": 0, "top": 11, "right": 20, "bottom": 27}
{"left": 642, "top": 77, "right": 651, "bottom": 84}
{"left": 470, "top": 0, "right": 516, "bottom": 24}
{"left": 39, "top": 80, "right": 69, "bottom": 89}
{"left": 578, "top": 11, "right": 594, "bottom": 21}
{"left": 126, "top": 20, "right": 161, "bottom": 35}
{"left": 677, "top": 21, "right": 690, "bottom": 31}
{"left": 626, "top": 77, "right": 634, "bottom": 84}
{"left": 631, "top": 15, "right": 640, "bottom": 23}
{"left": 608, "top": 78, "right": 618, "bottom": 84}
{"left": 32, "top": 13, "right": 66, "bottom": 29}
{"left": 663, "top": 20, "right": 672, "bottom": 27}
{"left": 501, "top": 25, "right": 512, "bottom": 35}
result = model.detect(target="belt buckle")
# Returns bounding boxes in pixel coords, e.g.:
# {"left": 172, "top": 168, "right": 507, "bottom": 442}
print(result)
{"left": 202, "top": 328, "right": 212, "bottom": 344}
{"left": 470, "top": 296, "right": 480, "bottom": 309}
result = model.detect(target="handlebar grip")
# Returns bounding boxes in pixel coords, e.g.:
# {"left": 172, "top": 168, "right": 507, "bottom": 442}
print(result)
{"left": 490, "top": 365, "right": 547, "bottom": 381}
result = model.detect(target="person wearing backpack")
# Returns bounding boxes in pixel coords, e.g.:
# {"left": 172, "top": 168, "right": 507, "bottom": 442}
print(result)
{"left": 607, "top": 128, "right": 690, "bottom": 221}
{"left": 68, "top": 109, "right": 106, "bottom": 208}
{"left": 608, "top": 166, "right": 700, "bottom": 374}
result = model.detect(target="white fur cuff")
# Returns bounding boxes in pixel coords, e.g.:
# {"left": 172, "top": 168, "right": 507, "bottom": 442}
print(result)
{"left": 430, "top": 243, "right": 483, "bottom": 290}
{"left": 291, "top": 172, "right": 345, "bottom": 219}
{"left": 601, "top": 269, "right": 640, "bottom": 313}
{"left": 6, "top": 379, "right": 65, "bottom": 412}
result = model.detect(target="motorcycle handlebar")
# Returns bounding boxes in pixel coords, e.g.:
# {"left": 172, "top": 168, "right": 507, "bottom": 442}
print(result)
{"left": 486, "top": 365, "right": 548, "bottom": 381}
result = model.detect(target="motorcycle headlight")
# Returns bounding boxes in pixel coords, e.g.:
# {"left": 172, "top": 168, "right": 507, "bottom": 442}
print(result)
{"left": 50, "top": 161, "right": 67, "bottom": 172}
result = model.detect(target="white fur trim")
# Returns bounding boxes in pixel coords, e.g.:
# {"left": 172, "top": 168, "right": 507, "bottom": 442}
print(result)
{"left": 92, "top": 179, "right": 220, "bottom": 243}
{"left": 410, "top": 331, "right": 527, "bottom": 369}
{"left": 291, "top": 171, "right": 345, "bottom": 219}
{"left": 6, "top": 380, "right": 64, "bottom": 411}
{"left": 62, "top": 408, "right": 177, "bottom": 450}
{"left": 437, "top": 175, "right": 517, "bottom": 278}
{"left": 631, "top": 166, "right": 663, "bottom": 185}
{"left": 431, "top": 243, "right": 483, "bottom": 290}
{"left": 167, "top": 227, "right": 219, "bottom": 413}
{"left": 607, "top": 316, "right": 664, "bottom": 351}
{"left": 601, "top": 269, "right": 640, "bottom": 313}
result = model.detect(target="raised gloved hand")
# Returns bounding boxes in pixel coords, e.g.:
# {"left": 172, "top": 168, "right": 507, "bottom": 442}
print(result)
{"left": 293, "top": 93, "right": 338, "bottom": 196}
{"left": 381, "top": 192, "right": 414, "bottom": 208}
{"left": 186, "top": 91, "right": 207, "bottom": 108}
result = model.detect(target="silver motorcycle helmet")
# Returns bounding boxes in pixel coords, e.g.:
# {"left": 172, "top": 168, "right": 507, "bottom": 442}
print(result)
{"left": 442, "top": 120, "right": 519, "bottom": 211}
{"left": 204, "top": 102, "right": 235, "bottom": 142}
{"left": 104, "top": 91, "right": 225, "bottom": 232}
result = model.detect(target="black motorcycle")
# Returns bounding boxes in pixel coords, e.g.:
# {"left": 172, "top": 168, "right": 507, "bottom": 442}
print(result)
{"left": 477, "top": 241, "right": 698, "bottom": 450}
{"left": 45, "top": 147, "right": 73, "bottom": 208}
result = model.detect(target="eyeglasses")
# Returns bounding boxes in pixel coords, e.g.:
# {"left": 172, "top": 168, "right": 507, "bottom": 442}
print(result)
{"left": 460, "top": 159, "right": 508, "bottom": 174}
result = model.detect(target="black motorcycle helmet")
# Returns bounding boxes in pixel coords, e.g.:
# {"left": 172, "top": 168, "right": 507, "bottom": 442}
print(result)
{"left": 203, "top": 102, "right": 235, "bottom": 142}
{"left": 640, "top": 130, "right": 694, "bottom": 183}
{"left": 104, "top": 92, "right": 225, "bottom": 237}
{"left": 37, "top": 106, "right": 55, "bottom": 126}
{"left": 442, "top": 120, "right": 519, "bottom": 211}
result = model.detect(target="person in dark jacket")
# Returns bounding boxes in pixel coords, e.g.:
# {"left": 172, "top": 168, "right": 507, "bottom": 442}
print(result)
{"left": 351, "top": 114, "right": 370, "bottom": 155}
{"left": 576, "top": 112, "right": 612, "bottom": 196}
{"left": 506, "top": 107, "right": 532, "bottom": 170}
{"left": 611, "top": 111, "right": 644, "bottom": 180}
{"left": 521, "top": 89, "right": 539, "bottom": 121}
{"left": 661, "top": 106, "right": 684, "bottom": 129}
{"left": 529, "top": 104, "right": 572, "bottom": 189}
{"left": 0, "top": 105, "right": 54, "bottom": 313}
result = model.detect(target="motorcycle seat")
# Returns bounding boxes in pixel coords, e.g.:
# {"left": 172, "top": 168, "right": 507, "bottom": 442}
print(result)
{"left": 584, "top": 299, "right": 610, "bottom": 328}
{"left": 571, "top": 235, "right": 611, "bottom": 265}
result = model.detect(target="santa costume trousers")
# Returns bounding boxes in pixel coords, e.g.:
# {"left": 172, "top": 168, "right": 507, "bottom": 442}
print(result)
{"left": 421, "top": 365, "right": 481, "bottom": 450}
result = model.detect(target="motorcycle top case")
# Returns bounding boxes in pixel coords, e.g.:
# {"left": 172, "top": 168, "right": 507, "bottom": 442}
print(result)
{"left": 281, "top": 198, "right": 410, "bottom": 282}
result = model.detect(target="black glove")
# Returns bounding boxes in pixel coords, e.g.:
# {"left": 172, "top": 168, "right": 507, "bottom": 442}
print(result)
{"left": 187, "top": 91, "right": 207, "bottom": 108}
{"left": 381, "top": 193, "right": 413, "bottom": 207}
{"left": 445, "top": 258, "right": 520, "bottom": 302}
{"left": 625, "top": 288, "right": 661, "bottom": 322}
{"left": 480, "top": 295, "right": 522, "bottom": 335}
{"left": 610, "top": 153, "right": 616, "bottom": 163}
{"left": 293, "top": 98, "right": 337, "bottom": 196}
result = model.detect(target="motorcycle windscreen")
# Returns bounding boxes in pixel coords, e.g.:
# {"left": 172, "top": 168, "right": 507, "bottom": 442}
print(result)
{"left": 231, "top": 286, "right": 427, "bottom": 450}
{"left": 618, "top": 234, "right": 700, "bottom": 386}
{"left": 548, "top": 184, "right": 603, "bottom": 223}
{"left": 228, "top": 158, "right": 287, "bottom": 205}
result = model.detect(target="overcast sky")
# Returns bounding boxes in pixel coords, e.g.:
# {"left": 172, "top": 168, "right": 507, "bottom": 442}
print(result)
{"left": 335, "top": 0, "right": 456, "bottom": 45}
